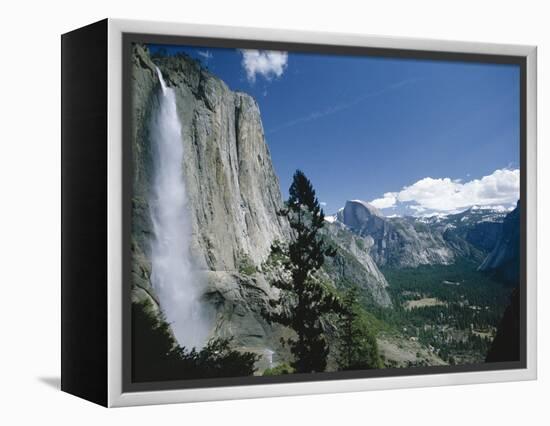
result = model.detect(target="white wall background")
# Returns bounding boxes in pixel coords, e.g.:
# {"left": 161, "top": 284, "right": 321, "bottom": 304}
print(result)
{"left": 0, "top": 0, "right": 546, "bottom": 424}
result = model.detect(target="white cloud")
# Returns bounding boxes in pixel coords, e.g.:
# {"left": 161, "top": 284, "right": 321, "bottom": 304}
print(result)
{"left": 240, "top": 50, "right": 288, "bottom": 83}
{"left": 370, "top": 192, "right": 397, "bottom": 209}
{"left": 320, "top": 201, "right": 327, "bottom": 207}
{"left": 369, "top": 168, "right": 519, "bottom": 214}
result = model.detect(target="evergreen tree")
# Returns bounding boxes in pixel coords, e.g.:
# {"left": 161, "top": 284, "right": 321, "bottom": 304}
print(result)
{"left": 263, "top": 170, "right": 343, "bottom": 373}
{"left": 337, "top": 286, "right": 382, "bottom": 370}
{"left": 132, "top": 301, "right": 258, "bottom": 381}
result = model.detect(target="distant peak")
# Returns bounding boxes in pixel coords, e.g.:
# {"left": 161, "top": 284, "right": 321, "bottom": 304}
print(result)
{"left": 346, "top": 200, "right": 384, "bottom": 217}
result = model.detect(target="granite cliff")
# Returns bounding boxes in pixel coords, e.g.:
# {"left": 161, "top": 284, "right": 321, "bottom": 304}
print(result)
{"left": 129, "top": 44, "right": 519, "bottom": 373}
{"left": 335, "top": 200, "right": 497, "bottom": 268}
{"left": 479, "top": 202, "right": 520, "bottom": 284}
{"left": 337, "top": 200, "right": 456, "bottom": 268}
{"left": 130, "top": 45, "right": 391, "bottom": 366}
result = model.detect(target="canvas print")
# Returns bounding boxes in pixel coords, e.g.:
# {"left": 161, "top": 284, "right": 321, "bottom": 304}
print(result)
{"left": 129, "top": 41, "right": 521, "bottom": 384}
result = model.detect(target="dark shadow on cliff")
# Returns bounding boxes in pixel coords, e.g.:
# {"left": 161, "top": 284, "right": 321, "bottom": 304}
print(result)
{"left": 486, "top": 288, "right": 520, "bottom": 362}
{"left": 483, "top": 202, "right": 521, "bottom": 363}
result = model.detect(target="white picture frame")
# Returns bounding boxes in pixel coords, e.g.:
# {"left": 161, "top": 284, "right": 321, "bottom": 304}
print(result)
{"left": 61, "top": 18, "right": 537, "bottom": 407}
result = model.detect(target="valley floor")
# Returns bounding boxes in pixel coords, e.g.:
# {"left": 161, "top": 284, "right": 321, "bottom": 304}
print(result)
{"left": 370, "top": 259, "right": 512, "bottom": 367}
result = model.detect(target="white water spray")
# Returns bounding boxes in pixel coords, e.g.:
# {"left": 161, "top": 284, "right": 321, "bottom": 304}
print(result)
{"left": 149, "top": 66, "right": 212, "bottom": 349}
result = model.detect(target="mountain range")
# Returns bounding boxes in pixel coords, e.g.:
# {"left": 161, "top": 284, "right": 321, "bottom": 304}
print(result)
{"left": 131, "top": 44, "right": 520, "bottom": 370}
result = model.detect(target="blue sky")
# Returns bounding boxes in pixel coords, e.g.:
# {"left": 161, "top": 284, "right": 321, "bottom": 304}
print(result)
{"left": 148, "top": 44, "right": 520, "bottom": 216}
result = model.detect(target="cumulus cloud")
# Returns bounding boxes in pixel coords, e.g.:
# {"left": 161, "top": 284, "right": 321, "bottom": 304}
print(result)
{"left": 240, "top": 50, "right": 288, "bottom": 83}
{"left": 370, "top": 192, "right": 397, "bottom": 209}
{"left": 370, "top": 168, "right": 519, "bottom": 214}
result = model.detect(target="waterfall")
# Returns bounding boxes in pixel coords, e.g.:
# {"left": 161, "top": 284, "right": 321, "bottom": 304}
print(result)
{"left": 148, "top": 66, "right": 212, "bottom": 349}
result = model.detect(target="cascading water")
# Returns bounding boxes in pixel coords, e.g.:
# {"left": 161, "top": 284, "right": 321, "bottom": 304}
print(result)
{"left": 149, "top": 66, "right": 212, "bottom": 349}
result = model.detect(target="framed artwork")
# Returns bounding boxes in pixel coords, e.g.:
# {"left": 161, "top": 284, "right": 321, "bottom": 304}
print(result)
{"left": 61, "top": 19, "right": 537, "bottom": 407}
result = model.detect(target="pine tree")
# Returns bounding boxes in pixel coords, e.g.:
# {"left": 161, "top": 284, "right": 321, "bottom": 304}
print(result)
{"left": 264, "top": 170, "right": 343, "bottom": 373}
{"left": 338, "top": 287, "right": 358, "bottom": 369}
{"left": 337, "top": 286, "right": 382, "bottom": 370}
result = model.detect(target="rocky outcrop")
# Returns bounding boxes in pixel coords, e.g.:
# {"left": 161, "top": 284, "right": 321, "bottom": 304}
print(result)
{"left": 130, "top": 46, "right": 162, "bottom": 315}
{"left": 338, "top": 200, "right": 456, "bottom": 268}
{"left": 321, "top": 220, "right": 392, "bottom": 307}
{"left": 464, "top": 221, "right": 503, "bottom": 252}
{"left": 479, "top": 202, "right": 520, "bottom": 284}
{"left": 480, "top": 203, "right": 521, "bottom": 363}
{"left": 338, "top": 200, "right": 385, "bottom": 231}
{"left": 425, "top": 207, "right": 506, "bottom": 253}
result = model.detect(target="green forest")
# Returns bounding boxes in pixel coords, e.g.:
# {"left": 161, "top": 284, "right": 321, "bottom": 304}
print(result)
{"left": 374, "top": 261, "right": 513, "bottom": 364}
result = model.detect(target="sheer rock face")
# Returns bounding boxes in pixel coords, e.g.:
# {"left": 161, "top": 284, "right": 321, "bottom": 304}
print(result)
{"left": 321, "top": 220, "right": 392, "bottom": 307}
{"left": 479, "top": 202, "right": 520, "bottom": 284}
{"left": 152, "top": 51, "right": 289, "bottom": 272}
{"left": 130, "top": 44, "right": 289, "bottom": 353}
{"left": 338, "top": 200, "right": 456, "bottom": 268}
{"left": 481, "top": 204, "right": 521, "bottom": 362}
{"left": 130, "top": 46, "right": 391, "bottom": 360}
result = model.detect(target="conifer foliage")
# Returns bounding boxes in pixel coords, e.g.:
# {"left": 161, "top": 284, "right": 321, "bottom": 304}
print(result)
{"left": 263, "top": 170, "right": 344, "bottom": 373}
{"left": 337, "top": 287, "right": 382, "bottom": 370}
{"left": 132, "top": 301, "right": 258, "bottom": 382}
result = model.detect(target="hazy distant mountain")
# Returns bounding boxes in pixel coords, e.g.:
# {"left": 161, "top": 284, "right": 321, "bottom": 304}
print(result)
{"left": 341, "top": 200, "right": 455, "bottom": 268}
{"left": 418, "top": 206, "right": 507, "bottom": 252}
{"left": 327, "top": 200, "right": 515, "bottom": 269}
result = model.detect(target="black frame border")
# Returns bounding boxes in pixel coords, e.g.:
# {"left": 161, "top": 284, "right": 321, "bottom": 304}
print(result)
{"left": 61, "top": 19, "right": 109, "bottom": 406}
{"left": 121, "top": 32, "right": 527, "bottom": 393}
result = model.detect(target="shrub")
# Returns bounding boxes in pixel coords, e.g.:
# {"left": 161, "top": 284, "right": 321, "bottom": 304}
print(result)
{"left": 262, "top": 363, "right": 295, "bottom": 376}
{"left": 132, "top": 301, "right": 258, "bottom": 382}
{"left": 237, "top": 250, "right": 257, "bottom": 276}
